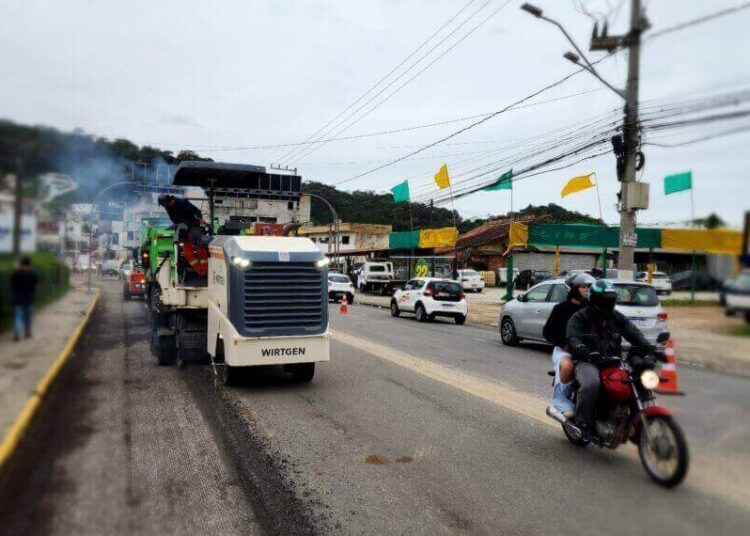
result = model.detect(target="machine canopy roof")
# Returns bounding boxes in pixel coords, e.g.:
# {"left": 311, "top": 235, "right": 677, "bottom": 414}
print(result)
{"left": 172, "top": 162, "right": 302, "bottom": 197}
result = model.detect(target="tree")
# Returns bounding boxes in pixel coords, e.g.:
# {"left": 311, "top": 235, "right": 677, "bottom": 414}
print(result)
{"left": 693, "top": 213, "right": 726, "bottom": 229}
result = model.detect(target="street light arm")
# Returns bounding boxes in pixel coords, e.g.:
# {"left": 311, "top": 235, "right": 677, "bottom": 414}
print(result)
{"left": 526, "top": 9, "right": 626, "bottom": 100}
{"left": 570, "top": 56, "right": 626, "bottom": 99}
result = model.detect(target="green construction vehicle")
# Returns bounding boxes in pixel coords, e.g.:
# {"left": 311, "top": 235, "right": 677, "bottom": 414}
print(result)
{"left": 138, "top": 217, "right": 174, "bottom": 279}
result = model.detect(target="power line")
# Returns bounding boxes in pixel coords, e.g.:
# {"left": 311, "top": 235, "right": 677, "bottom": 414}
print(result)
{"left": 647, "top": 1, "right": 750, "bottom": 41}
{"left": 333, "top": 53, "right": 615, "bottom": 187}
{"left": 275, "top": 0, "right": 481, "bottom": 164}
{"left": 288, "top": 0, "right": 512, "bottom": 165}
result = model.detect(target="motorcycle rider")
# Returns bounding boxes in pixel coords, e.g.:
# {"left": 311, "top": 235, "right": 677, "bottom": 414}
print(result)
{"left": 566, "top": 279, "right": 657, "bottom": 442}
{"left": 543, "top": 272, "right": 596, "bottom": 419}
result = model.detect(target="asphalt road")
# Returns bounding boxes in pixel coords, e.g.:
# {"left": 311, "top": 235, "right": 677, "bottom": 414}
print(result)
{"left": 1, "top": 280, "right": 749, "bottom": 535}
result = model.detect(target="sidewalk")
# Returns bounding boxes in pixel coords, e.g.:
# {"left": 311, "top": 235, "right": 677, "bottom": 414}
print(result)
{"left": 0, "top": 278, "right": 99, "bottom": 460}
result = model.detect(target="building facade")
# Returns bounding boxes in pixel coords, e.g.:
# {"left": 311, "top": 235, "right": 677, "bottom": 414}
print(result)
{"left": 298, "top": 223, "right": 392, "bottom": 254}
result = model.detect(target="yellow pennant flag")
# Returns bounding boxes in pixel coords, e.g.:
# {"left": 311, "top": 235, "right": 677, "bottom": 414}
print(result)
{"left": 561, "top": 173, "right": 596, "bottom": 198}
{"left": 434, "top": 164, "right": 451, "bottom": 189}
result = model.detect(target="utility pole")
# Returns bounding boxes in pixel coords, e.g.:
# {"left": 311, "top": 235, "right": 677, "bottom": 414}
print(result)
{"left": 617, "top": 0, "right": 643, "bottom": 278}
{"left": 520, "top": 1, "right": 650, "bottom": 280}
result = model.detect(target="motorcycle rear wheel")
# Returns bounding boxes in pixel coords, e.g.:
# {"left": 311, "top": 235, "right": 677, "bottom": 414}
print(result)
{"left": 638, "top": 415, "right": 689, "bottom": 488}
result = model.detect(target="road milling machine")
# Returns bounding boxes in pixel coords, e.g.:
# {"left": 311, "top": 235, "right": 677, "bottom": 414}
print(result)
{"left": 148, "top": 161, "right": 330, "bottom": 384}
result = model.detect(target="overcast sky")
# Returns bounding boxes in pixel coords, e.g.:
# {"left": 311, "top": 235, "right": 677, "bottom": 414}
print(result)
{"left": 1, "top": 0, "right": 749, "bottom": 227}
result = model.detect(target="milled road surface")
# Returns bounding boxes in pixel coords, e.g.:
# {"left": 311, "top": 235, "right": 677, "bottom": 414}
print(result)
{"left": 1, "top": 280, "right": 749, "bottom": 535}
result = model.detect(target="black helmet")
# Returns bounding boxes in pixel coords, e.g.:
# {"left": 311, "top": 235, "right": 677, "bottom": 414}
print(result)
{"left": 157, "top": 194, "right": 173, "bottom": 207}
{"left": 589, "top": 279, "right": 617, "bottom": 317}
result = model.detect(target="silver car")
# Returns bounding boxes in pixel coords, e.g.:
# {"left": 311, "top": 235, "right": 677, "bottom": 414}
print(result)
{"left": 499, "top": 278, "right": 670, "bottom": 348}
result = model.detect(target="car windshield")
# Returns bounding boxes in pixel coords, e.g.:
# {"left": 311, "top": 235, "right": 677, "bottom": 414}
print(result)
{"left": 369, "top": 266, "right": 386, "bottom": 272}
{"left": 461, "top": 270, "right": 479, "bottom": 276}
{"left": 428, "top": 281, "right": 462, "bottom": 296}
{"left": 614, "top": 284, "right": 659, "bottom": 306}
{"left": 329, "top": 275, "right": 350, "bottom": 283}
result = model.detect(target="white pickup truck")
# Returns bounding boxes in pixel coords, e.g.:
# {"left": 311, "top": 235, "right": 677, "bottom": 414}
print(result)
{"left": 357, "top": 261, "right": 396, "bottom": 294}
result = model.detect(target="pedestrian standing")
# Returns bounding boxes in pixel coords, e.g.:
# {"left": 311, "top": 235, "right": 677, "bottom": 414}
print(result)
{"left": 11, "top": 256, "right": 38, "bottom": 342}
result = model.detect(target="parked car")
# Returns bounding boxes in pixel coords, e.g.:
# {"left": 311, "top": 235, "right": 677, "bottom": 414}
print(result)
{"left": 559, "top": 269, "right": 592, "bottom": 278}
{"left": 328, "top": 272, "right": 355, "bottom": 304}
{"left": 636, "top": 271, "right": 672, "bottom": 296}
{"left": 500, "top": 279, "right": 670, "bottom": 348}
{"left": 723, "top": 270, "right": 750, "bottom": 322}
{"left": 391, "top": 278, "right": 468, "bottom": 324}
{"left": 514, "top": 269, "right": 552, "bottom": 290}
{"left": 357, "top": 261, "right": 395, "bottom": 294}
{"left": 496, "top": 267, "right": 520, "bottom": 287}
{"left": 670, "top": 270, "right": 722, "bottom": 291}
{"left": 457, "top": 269, "right": 485, "bottom": 292}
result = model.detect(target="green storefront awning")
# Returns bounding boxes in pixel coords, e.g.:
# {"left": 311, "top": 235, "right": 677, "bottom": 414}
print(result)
{"left": 527, "top": 224, "right": 661, "bottom": 250}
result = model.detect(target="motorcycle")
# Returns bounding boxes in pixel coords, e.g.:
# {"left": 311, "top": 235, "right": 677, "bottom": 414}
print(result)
{"left": 546, "top": 344, "right": 689, "bottom": 488}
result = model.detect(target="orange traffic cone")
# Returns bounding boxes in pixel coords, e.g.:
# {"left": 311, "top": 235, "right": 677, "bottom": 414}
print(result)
{"left": 339, "top": 294, "right": 349, "bottom": 314}
{"left": 656, "top": 339, "right": 684, "bottom": 395}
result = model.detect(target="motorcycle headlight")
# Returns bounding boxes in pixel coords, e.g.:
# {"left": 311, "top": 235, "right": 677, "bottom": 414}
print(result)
{"left": 231, "top": 256, "right": 250, "bottom": 268}
{"left": 640, "top": 369, "right": 660, "bottom": 390}
{"left": 316, "top": 257, "right": 330, "bottom": 268}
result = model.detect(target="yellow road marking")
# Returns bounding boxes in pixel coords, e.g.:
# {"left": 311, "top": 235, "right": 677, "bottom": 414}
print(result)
{"left": 332, "top": 329, "right": 553, "bottom": 428}
{"left": 332, "top": 329, "right": 750, "bottom": 510}
{"left": 0, "top": 291, "right": 100, "bottom": 472}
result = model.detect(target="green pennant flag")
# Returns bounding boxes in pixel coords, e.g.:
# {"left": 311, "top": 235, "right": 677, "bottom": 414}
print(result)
{"left": 664, "top": 171, "right": 692, "bottom": 195}
{"left": 390, "top": 180, "right": 410, "bottom": 203}
{"left": 483, "top": 169, "right": 513, "bottom": 191}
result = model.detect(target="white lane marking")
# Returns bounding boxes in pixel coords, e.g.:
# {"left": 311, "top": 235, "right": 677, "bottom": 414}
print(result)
{"left": 332, "top": 329, "right": 551, "bottom": 427}
{"left": 331, "top": 329, "right": 750, "bottom": 510}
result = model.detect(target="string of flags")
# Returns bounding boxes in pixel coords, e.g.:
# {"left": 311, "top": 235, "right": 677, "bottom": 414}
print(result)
{"left": 388, "top": 165, "right": 696, "bottom": 213}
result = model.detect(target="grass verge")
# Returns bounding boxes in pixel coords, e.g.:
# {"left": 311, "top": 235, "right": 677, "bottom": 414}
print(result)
{"left": 725, "top": 324, "right": 750, "bottom": 337}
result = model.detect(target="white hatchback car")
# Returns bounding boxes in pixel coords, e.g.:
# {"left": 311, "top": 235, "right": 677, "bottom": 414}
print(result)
{"left": 328, "top": 272, "right": 355, "bottom": 303}
{"left": 635, "top": 271, "right": 673, "bottom": 296}
{"left": 391, "top": 277, "right": 468, "bottom": 324}
{"left": 457, "top": 269, "right": 486, "bottom": 292}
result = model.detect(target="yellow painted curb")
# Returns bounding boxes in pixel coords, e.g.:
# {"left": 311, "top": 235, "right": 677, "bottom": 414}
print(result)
{"left": 0, "top": 291, "right": 100, "bottom": 472}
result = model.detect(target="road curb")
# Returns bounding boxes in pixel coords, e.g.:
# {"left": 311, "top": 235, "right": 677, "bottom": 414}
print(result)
{"left": 0, "top": 291, "right": 100, "bottom": 473}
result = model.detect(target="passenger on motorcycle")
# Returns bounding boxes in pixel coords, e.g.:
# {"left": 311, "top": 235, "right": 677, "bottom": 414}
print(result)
{"left": 566, "top": 279, "right": 657, "bottom": 442}
{"left": 543, "top": 272, "right": 596, "bottom": 419}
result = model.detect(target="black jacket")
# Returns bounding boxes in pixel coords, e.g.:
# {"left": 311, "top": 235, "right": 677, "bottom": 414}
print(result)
{"left": 543, "top": 300, "right": 586, "bottom": 348}
{"left": 566, "top": 307, "right": 652, "bottom": 363}
{"left": 165, "top": 199, "right": 203, "bottom": 228}
{"left": 11, "top": 269, "right": 38, "bottom": 306}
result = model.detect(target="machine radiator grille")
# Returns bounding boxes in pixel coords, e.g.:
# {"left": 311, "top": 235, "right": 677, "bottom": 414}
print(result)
{"left": 242, "top": 262, "right": 325, "bottom": 331}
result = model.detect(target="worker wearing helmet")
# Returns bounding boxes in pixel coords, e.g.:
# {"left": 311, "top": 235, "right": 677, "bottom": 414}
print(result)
{"left": 566, "top": 279, "right": 655, "bottom": 441}
{"left": 543, "top": 272, "right": 596, "bottom": 420}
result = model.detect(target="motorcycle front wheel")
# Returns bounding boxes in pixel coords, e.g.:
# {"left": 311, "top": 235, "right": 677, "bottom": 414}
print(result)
{"left": 638, "top": 415, "right": 689, "bottom": 488}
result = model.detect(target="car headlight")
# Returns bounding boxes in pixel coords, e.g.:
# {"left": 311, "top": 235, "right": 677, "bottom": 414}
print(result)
{"left": 231, "top": 256, "right": 250, "bottom": 268}
{"left": 316, "top": 257, "right": 330, "bottom": 268}
{"left": 640, "top": 369, "right": 660, "bottom": 390}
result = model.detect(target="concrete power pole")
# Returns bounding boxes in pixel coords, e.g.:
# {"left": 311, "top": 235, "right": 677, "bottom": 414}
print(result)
{"left": 521, "top": 0, "right": 650, "bottom": 280}
{"left": 617, "top": 0, "right": 643, "bottom": 278}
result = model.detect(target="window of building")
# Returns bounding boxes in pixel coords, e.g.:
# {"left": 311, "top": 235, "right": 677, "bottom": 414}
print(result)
{"left": 288, "top": 201, "right": 294, "bottom": 210}
{"left": 341, "top": 235, "right": 350, "bottom": 245}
